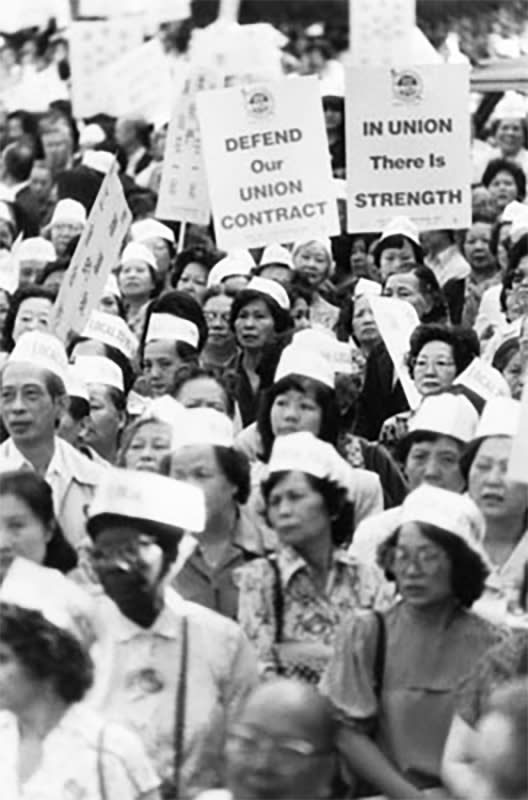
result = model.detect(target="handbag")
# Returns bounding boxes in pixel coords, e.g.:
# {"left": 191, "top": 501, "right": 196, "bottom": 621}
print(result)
{"left": 268, "top": 556, "right": 328, "bottom": 684}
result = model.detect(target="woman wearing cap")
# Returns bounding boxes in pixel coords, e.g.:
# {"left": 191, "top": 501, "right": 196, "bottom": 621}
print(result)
{"left": 48, "top": 198, "right": 86, "bottom": 258}
{"left": 336, "top": 282, "right": 382, "bottom": 361}
{"left": 86, "top": 469, "right": 258, "bottom": 799}
{"left": 71, "top": 356, "right": 127, "bottom": 465}
{"left": 117, "top": 242, "right": 162, "bottom": 338}
{"left": 165, "top": 408, "right": 265, "bottom": 620}
{"left": 172, "top": 364, "right": 236, "bottom": 418}
{"left": 206, "top": 250, "right": 254, "bottom": 295}
{"left": 492, "top": 336, "right": 524, "bottom": 399}
{"left": 0, "top": 564, "right": 160, "bottom": 800}
{"left": 1, "top": 286, "right": 56, "bottom": 353}
{"left": 321, "top": 485, "right": 505, "bottom": 798}
{"left": 255, "top": 243, "right": 294, "bottom": 290}
{"left": 463, "top": 397, "right": 528, "bottom": 619}
{"left": 378, "top": 324, "right": 480, "bottom": 462}
{"left": 140, "top": 290, "right": 207, "bottom": 398}
{"left": 482, "top": 159, "right": 526, "bottom": 216}
{"left": 131, "top": 218, "right": 176, "bottom": 288}
{"left": 199, "top": 287, "right": 239, "bottom": 376}
{"left": 170, "top": 246, "right": 218, "bottom": 306}
{"left": 372, "top": 216, "right": 424, "bottom": 283}
{"left": 118, "top": 395, "right": 182, "bottom": 474}
{"left": 291, "top": 238, "right": 339, "bottom": 330}
{"left": 236, "top": 432, "right": 384, "bottom": 683}
{"left": 230, "top": 277, "right": 292, "bottom": 427}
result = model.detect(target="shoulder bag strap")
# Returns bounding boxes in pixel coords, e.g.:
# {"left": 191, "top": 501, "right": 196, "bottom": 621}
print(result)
{"left": 173, "top": 614, "right": 189, "bottom": 800}
{"left": 97, "top": 726, "right": 109, "bottom": 800}
{"left": 267, "top": 554, "right": 284, "bottom": 644}
{"left": 373, "top": 611, "right": 386, "bottom": 697}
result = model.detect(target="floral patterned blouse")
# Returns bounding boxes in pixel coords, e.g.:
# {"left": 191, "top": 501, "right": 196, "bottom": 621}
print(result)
{"left": 235, "top": 544, "right": 385, "bottom": 679}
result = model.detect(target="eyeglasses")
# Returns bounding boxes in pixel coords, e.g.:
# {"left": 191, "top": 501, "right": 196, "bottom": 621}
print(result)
{"left": 393, "top": 546, "right": 445, "bottom": 573}
{"left": 226, "top": 727, "right": 330, "bottom": 770}
{"left": 413, "top": 358, "right": 455, "bottom": 371}
{"left": 204, "top": 311, "right": 231, "bottom": 323}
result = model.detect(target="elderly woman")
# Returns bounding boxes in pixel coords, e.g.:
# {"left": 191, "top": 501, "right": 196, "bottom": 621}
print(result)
{"left": 378, "top": 323, "right": 479, "bottom": 461}
{"left": 1, "top": 286, "right": 56, "bottom": 353}
{"left": 200, "top": 287, "right": 239, "bottom": 375}
{"left": 463, "top": 397, "right": 528, "bottom": 620}
{"left": 117, "top": 242, "right": 162, "bottom": 338}
{"left": 0, "top": 561, "right": 159, "bottom": 799}
{"left": 492, "top": 336, "right": 524, "bottom": 399}
{"left": 165, "top": 407, "right": 265, "bottom": 619}
{"left": 170, "top": 246, "right": 217, "bottom": 305}
{"left": 172, "top": 363, "right": 236, "bottom": 418}
{"left": 140, "top": 290, "right": 207, "bottom": 398}
{"left": 371, "top": 216, "right": 424, "bottom": 283}
{"left": 291, "top": 237, "right": 339, "bottom": 329}
{"left": 321, "top": 485, "right": 506, "bottom": 798}
{"left": 236, "top": 431, "right": 384, "bottom": 683}
{"left": 48, "top": 198, "right": 86, "bottom": 258}
{"left": 86, "top": 468, "right": 258, "bottom": 799}
{"left": 482, "top": 159, "right": 526, "bottom": 216}
{"left": 131, "top": 218, "right": 176, "bottom": 288}
{"left": 117, "top": 396, "right": 182, "bottom": 473}
{"left": 230, "top": 277, "right": 292, "bottom": 426}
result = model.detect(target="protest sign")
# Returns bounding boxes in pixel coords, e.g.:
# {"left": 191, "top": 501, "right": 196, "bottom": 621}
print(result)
{"left": 369, "top": 296, "right": 421, "bottom": 409}
{"left": 346, "top": 63, "right": 471, "bottom": 233}
{"left": 349, "top": 0, "right": 415, "bottom": 66}
{"left": 454, "top": 357, "right": 511, "bottom": 400}
{"left": 50, "top": 159, "right": 132, "bottom": 343}
{"left": 69, "top": 19, "right": 143, "bottom": 118}
{"left": 508, "top": 381, "right": 528, "bottom": 483}
{"left": 197, "top": 76, "right": 339, "bottom": 250}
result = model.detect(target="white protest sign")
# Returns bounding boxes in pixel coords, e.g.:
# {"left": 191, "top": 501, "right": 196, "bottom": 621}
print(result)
{"left": 349, "top": 0, "right": 415, "bottom": 66}
{"left": 369, "top": 296, "right": 421, "bottom": 409}
{"left": 69, "top": 20, "right": 143, "bottom": 118}
{"left": 508, "top": 380, "right": 528, "bottom": 483}
{"left": 197, "top": 76, "right": 339, "bottom": 250}
{"left": 346, "top": 63, "right": 471, "bottom": 233}
{"left": 50, "top": 160, "right": 132, "bottom": 343}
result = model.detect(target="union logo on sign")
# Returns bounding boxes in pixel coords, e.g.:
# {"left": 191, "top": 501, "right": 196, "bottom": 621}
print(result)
{"left": 243, "top": 86, "right": 275, "bottom": 120}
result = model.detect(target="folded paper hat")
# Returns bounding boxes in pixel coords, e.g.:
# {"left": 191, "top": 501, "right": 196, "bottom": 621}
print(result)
{"left": 171, "top": 407, "right": 234, "bottom": 449}
{"left": 82, "top": 310, "right": 137, "bottom": 361}
{"left": 501, "top": 200, "right": 528, "bottom": 224}
{"left": 87, "top": 468, "right": 206, "bottom": 536}
{"left": 0, "top": 557, "right": 95, "bottom": 644}
{"left": 490, "top": 90, "right": 528, "bottom": 121}
{"left": 140, "top": 395, "right": 186, "bottom": 432}
{"left": 71, "top": 356, "right": 124, "bottom": 391}
{"left": 79, "top": 123, "right": 106, "bottom": 148}
{"left": 131, "top": 218, "right": 175, "bottom": 245}
{"left": 407, "top": 393, "right": 479, "bottom": 443}
{"left": 81, "top": 149, "right": 115, "bottom": 175}
{"left": 275, "top": 342, "right": 335, "bottom": 388}
{"left": 120, "top": 241, "right": 157, "bottom": 271}
{"left": 0, "top": 251, "right": 19, "bottom": 294}
{"left": 64, "top": 365, "right": 89, "bottom": 402}
{"left": 8, "top": 331, "right": 69, "bottom": 385}
{"left": 510, "top": 209, "right": 528, "bottom": 245}
{"left": 145, "top": 313, "right": 200, "bottom": 347}
{"left": 260, "top": 243, "right": 293, "bottom": 269}
{"left": 292, "top": 327, "right": 358, "bottom": 376}
{"left": 376, "top": 215, "right": 420, "bottom": 247}
{"left": 50, "top": 198, "right": 87, "bottom": 227}
{"left": 354, "top": 278, "right": 382, "bottom": 298}
{"left": 16, "top": 237, "right": 56, "bottom": 263}
{"left": 291, "top": 236, "right": 333, "bottom": 262}
{"left": 246, "top": 276, "right": 290, "bottom": 310}
{"left": 454, "top": 357, "right": 511, "bottom": 402}
{"left": 207, "top": 250, "right": 255, "bottom": 287}
{"left": 472, "top": 396, "right": 521, "bottom": 440}
{"left": 398, "top": 485, "right": 488, "bottom": 563}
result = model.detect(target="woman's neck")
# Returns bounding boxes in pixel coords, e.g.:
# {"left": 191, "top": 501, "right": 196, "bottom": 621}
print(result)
{"left": 125, "top": 295, "right": 149, "bottom": 315}
{"left": 485, "top": 515, "right": 526, "bottom": 565}
{"left": 470, "top": 265, "right": 498, "bottom": 283}
{"left": 242, "top": 348, "right": 261, "bottom": 373}
{"left": 296, "top": 532, "right": 334, "bottom": 589}
{"left": 200, "top": 504, "right": 238, "bottom": 566}
{"left": 17, "top": 693, "right": 68, "bottom": 740}
{"left": 202, "top": 339, "right": 238, "bottom": 364}
{"left": 403, "top": 596, "right": 460, "bottom": 627}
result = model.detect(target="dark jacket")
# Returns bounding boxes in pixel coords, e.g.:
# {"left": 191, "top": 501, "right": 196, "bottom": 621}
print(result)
{"left": 354, "top": 342, "right": 409, "bottom": 441}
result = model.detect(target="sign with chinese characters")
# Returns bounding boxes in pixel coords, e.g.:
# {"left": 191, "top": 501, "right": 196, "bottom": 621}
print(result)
{"left": 50, "top": 159, "right": 132, "bottom": 343}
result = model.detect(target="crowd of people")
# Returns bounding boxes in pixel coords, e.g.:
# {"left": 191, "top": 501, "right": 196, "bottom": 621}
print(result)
{"left": 0, "top": 4, "right": 526, "bottom": 800}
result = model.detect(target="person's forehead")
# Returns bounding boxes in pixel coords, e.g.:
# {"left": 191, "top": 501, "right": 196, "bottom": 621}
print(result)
{"left": 204, "top": 294, "right": 231, "bottom": 312}
{"left": 241, "top": 691, "right": 328, "bottom": 744}
{"left": 1, "top": 362, "right": 48, "bottom": 387}
{"left": 179, "top": 377, "right": 225, "bottom": 402}
{"left": 409, "top": 435, "right": 461, "bottom": 455}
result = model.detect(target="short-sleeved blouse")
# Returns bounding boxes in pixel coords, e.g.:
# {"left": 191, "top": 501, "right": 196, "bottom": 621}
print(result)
{"left": 320, "top": 602, "right": 506, "bottom": 788}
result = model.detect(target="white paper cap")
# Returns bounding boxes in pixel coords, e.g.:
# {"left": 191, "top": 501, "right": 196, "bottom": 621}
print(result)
{"left": 378, "top": 215, "right": 420, "bottom": 246}
{"left": 473, "top": 396, "right": 521, "bottom": 440}
{"left": 354, "top": 278, "right": 382, "bottom": 298}
{"left": 275, "top": 342, "right": 334, "bottom": 388}
{"left": 510, "top": 208, "right": 528, "bottom": 245}
{"left": 64, "top": 365, "right": 89, "bottom": 402}
{"left": 79, "top": 123, "right": 106, "bottom": 147}
{"left": 408, "top": 393, "right": 479, "bottom": 443}
{"left": 81, "top": 149, "right": 115, "bottom": 175}
{"left": 88, "top": 468, "right": 205, "bottom": 533}
{"left": 292, "top": 236, "right": 333, "bottom": 262}
{"left": 140, "top": 395, "right": 186, "bottom": 430}
{"left": 260, "top": 243, "right": 293, "bottom": 269}
{"left": 399, "top": 485, "right": 487, "bottom": 561}
{"left": 17, "top": 237, "right": 56, "bottom": 264}
{"left": 0, "top": 557, "right": 95, "bottom": 641}
{"left": 103, "top": 272, "right": 121, "bottom": 298}
{"left": 454, "top": 357, "right": 511, "bottom": 402}
{"left": 146, "top": 313, "right": 199, "bottom": 347}
{"left": 292, "top": 327, "right": 356, "bottom": 375}
{"left": 268, "top": 432, "right": 353, "bottom": 496}
{"left": 246, "top": 276, "right": 290, "bottom": 310}
{"left": 50, "top": 198, "right": 87, "bottom": 227}
{"left": 0, "top": 251, "right": 18, "bottom": 294}
{"left": 120, "top": 241, "right": 157, "bottom": 271}
{"left": 82, "top": 310, "right": 138, "bottom": 361}
{"left": 8, "top": 331, "right": 68, "bottom": 385}
{"left": 207, "top": 250, "right": 254, "bottom": 287}
{"left": 72, "top": 356, "right": 124, "bottom": 391}
{"left": 0, "top": 201, "right": 15, "bottom": 227}
{"left": 490, "top": 90, "right": 528, "bottom": 121}
{"left": 131, "top": 218, "right": 175, "bottom": 245}
{"left": 172, "top": 407, "right": 234, "bottom": 450}
{"left": 501, "top": 200, "right": 527, "bottom": 224}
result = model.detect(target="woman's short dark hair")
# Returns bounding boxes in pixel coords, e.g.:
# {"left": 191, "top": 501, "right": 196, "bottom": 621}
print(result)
{"left": 397, "top": 430, "right": 466, "bottom": 471}
{"left": 407, "top": 323, "right": 480, "bottom": 378}
{"left": 408, "top": 265, "right": 449, "bottom": 324}
{"left": 2, "top": 285, "right": 56, "bottom": 351}
{"left": 262, "top": 471, "right": 354, "bottom": 547}
{"left": 170, "top": 363, "right": 236, "bottom": 417}
{"left": 38, "top": 259, "right": 68, "bottom": 287}
{"left": 0, "top": 470, "right": 77, "bottom": 573}
{"left": 170, "top": 246, "right": 218, "bottom": 288}
{"left": 257, "top": 375, "right": 340, "bottom": 462}
{"left": 373, "top": 234, "right": 424, "bottom": 268}
{"left": 482, "top": 158, "right": 526, "bottom": 201}
{"left": 501, "top": 233, "right": 528, "bottom": 311}
{"left": 230, "top": 289, "right": 292, "bottom": 335}
{"left": 214, "top": 445, "right": 251, "bottom": 504}
{"left": 377, "top": 523, "right": 489, "bottom": 607}
{"left": 0, "top": 602, "right": 93, "bottom": 702}
{"left": 492, "top": 337, "right": 520, "bottom": 374}
{"left": 139, "top": 290, "right": 208, "bottom": 364}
